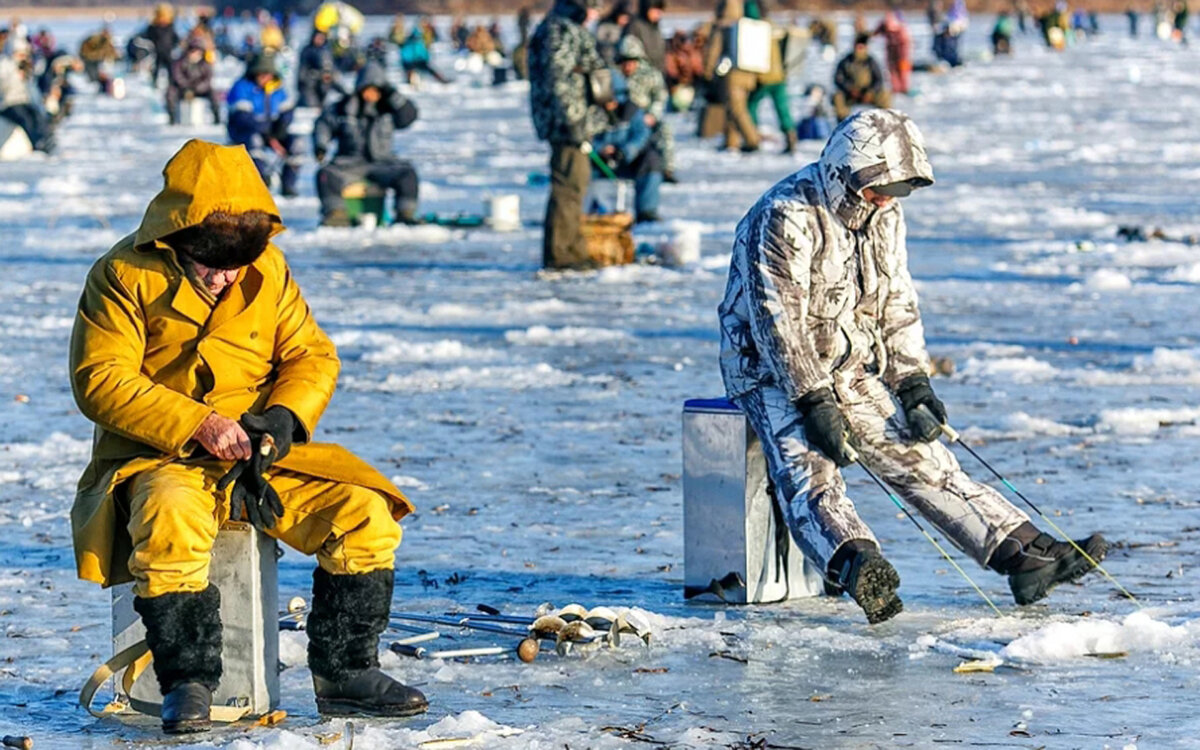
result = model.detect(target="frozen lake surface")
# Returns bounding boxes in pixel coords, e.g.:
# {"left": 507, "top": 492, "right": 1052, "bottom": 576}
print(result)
{"left": 2, "top": 12, "right": 1200, "bottom": 749}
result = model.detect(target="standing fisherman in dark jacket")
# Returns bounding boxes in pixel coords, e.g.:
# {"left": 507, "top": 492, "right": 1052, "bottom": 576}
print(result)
{"left": 529, "top": 0, "right": 610, "bottom": 269}
{"left": 297, "top": 31, "right": 342, "bottom": 108}
{"left": 144, "top": 3, "right": 181, "bottom": 89}
{"left": 166, "top": 42, "right": 220, "bottom": 125}
{"left": 623, "top": 0, "right": 667, "bottom": 71}
{"left": 313, "top": 63, "right": 421, "bottom": 226}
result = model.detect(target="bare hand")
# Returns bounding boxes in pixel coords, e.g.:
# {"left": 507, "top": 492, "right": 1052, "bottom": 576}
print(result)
{"left": 268, "top": 138, "right": 287, "bottom": 157}
{"left": 643, "top": 114, "right": 657, "bottom": 127}
{"left": 193, "top": 412, "right": 252, "bottom": 461}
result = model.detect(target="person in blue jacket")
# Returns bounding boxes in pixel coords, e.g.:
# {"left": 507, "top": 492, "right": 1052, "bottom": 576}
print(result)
{"left": 399, "top": 28, "right": 448, "bottom": 85}
{"left": 590, "top": 71, "right": 664, "bottom": 223}
{"left": 226, "top": 53, "right": 300, "bottom": 197}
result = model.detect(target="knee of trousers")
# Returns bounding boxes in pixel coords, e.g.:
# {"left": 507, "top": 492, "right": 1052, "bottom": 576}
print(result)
{"left": 316, "top": 488, "right": 402, "bottom": 575}
{"left": 127, "top": 476, "right": 220, "bottom": 598}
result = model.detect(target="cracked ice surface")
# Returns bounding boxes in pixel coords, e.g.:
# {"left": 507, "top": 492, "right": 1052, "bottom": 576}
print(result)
{"left": 1, "top": 11, "right": 1199, "bottom": 750}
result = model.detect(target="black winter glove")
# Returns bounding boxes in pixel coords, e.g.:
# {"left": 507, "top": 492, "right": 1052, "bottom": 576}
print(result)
{"left": 895, "top": 373, "right": 947, "bottom": 443}
{"left": 217, "top": 406, "right": 298, "bottom": 530}
{"left": 796, "top": 387, "right": 856, "bottom": 467}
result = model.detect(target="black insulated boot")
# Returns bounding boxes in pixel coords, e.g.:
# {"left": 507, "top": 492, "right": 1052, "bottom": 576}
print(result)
{"left": 989, "top": 522, "right": 1109, "bottom": 605}
{"left": 307, "top": 568, "right": 428, "bottom": 717}
{"left": 133, "top": 585, "right": 223, "bottom": 735}
{"left": 830, "top": 541, "right": 903, "bottom": 625}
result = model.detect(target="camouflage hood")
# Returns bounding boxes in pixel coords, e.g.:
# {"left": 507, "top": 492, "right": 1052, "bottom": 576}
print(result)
{"left": 818, "top": 109, "right": 934, "bottom": 230}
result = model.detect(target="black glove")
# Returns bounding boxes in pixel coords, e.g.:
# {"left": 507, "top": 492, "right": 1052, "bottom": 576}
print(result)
{"left": 217, "top": 406, "right": 297, "bottom": 530}
{"left": 895, "top": 373, "right": 947, "bottom": 443}
{"left": 796, "top": 387, "right": 856, "bottom": 467}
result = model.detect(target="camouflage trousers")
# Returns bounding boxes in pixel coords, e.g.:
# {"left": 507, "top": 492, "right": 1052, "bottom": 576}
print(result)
{"left": 651, "top": 120, "right": 675, "bottom": 174}
{"left": 734, "top": 373, "right": 1029, "bottom": 577}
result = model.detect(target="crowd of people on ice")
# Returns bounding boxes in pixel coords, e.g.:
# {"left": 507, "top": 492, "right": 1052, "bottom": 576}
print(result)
{"left": 0, "top": 0, "right": 1164, "bottom": 738}
{"left": 0, "top": 0, "right": 1192, "bottom": 233}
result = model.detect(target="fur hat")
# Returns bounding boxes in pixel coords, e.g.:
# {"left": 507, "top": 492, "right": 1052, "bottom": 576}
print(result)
{"left": 165, "top": 210, "right": 274, "bottom": 270}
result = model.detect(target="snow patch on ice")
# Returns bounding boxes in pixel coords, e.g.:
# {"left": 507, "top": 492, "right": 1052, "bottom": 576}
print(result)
{"left": 278, "top": 630, "right": 307, "bottom": 668}
{"left": 1080, "top": 269, "right": 1134, "bottom": 291}
{"left": 330, "top": 331, "right": 500, "bottom": 363}
{"left": 1164, "top": 262, "right": 1200, "bottom": 283}
{"left": 34, "top": 174, "right": 90, "bottom": 196}
{"left": 343, "top": 363, "right": 607, "bottom": 393}
{"left": 1096, "top": 406, "right": 1200, "bottom": 435}
{"left": 391, "top": 474, "right": 430, "bottom": 491}
{"left": 1002, "top": 412, "right": 1087, "bottom": 437}
{"left": 959, "top": 356, "right": 1059, "bottom": 383}
{"left": 504, "top": 326, "right": 629, "bottom": 346}
{"left": 1001, "top": 612, "right": 1200, "bottom": 663}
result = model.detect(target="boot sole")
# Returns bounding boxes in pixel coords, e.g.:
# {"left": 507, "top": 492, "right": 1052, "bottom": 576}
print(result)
{"left": 316, "top": 697, "right": 430, "bottom": 718}
{"left": 1011, "top": 534, "right": 1109, "bottom": 605}
{"left": 162, "top": 718, "right": 212, "bottom": 735}
{"left": 851, "top": 556, "right": 903, "bottom": 625}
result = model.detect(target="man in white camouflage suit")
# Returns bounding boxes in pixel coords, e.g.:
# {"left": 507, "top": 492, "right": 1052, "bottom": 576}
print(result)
{"left": 719, "top": 109, "right": 1108, "bottom": 623}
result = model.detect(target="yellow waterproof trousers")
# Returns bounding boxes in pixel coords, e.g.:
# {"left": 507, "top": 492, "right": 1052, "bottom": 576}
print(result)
{"left": 126, "top": 462, "right": 402, "bottom": 598}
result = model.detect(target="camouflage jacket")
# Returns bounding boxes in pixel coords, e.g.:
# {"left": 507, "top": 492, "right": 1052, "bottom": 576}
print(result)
{"left": 624, "top": 62, "right": 667, "bottom": 121}
{"left": 719, "top": 110, "right": 936, "bottom": 401}
{"left": 528, "top": 0, "right": 610, "bottom": 145}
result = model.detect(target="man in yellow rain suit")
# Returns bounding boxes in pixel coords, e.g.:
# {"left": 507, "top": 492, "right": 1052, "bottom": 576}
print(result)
{"left": 70, "top": 139, "right": 425, "bottom": 734}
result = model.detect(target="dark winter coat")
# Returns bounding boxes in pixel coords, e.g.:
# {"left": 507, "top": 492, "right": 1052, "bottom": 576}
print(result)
{"left": 169, "top": 55, "right": 213, "bottom": 94}
{"left": 312, "top": 67, "right": 417, "bottom": 163}
{"left": 834, "top": 52, "right": 885, "bottom": 99}
{"left": 528, "top": 0, "right": 610, "bottom": 146}
{"left": 298, "top": 39, "right": 335, "bottom": 80}
{"left": 624, "top": 1, "right": 666, "bottom": 71}
{"left": 144, "top": 22, "right": 180, "bottom": 62}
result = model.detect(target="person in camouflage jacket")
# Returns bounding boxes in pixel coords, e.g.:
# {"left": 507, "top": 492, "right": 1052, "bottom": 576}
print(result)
{"left": 719, "top": 110, "right": 1109, "bottom": 623}
{"left": 529, "top": 0, "right": 609, "bottom": 268}
{"left": 618, "top": 35, "right": 675, "bottom": 178}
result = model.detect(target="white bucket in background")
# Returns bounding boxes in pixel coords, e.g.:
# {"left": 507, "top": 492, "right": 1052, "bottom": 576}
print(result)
{"left": 658, "top": 222, "right": 703, "bottom": 268}
{"left": 486, "top": 194, "right": 521, "bottom": 231}
{"left": 0, "top": 119, "right": 33, "bottom": 161}
{"left": 181, "top": 97, "right": 208, "bottom": 127}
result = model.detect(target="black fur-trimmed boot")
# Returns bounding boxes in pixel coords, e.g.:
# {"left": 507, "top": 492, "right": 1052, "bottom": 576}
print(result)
{"left": 307, "top": 568, "right": 428, "bottom": 717}
{"left": 829, "top": 540, "right": 903, "bottom": 625}
{"left": 133, "top": 585, "right": 222, "bottom": 735}
{"left": 989, "top": 522, "right": 1109, "bottom": 605}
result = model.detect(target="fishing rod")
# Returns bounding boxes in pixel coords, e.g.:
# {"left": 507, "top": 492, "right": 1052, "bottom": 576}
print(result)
{"left": 921, "top": 406, "right": 1139, "bottom": 605}
{"left": 847, "top": 444, "right": 1005, "bottom": 617}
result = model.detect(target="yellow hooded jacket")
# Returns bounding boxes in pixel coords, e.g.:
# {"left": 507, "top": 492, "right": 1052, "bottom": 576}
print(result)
{"left": 69, "top": 139, "right": 413, "bottom": 588}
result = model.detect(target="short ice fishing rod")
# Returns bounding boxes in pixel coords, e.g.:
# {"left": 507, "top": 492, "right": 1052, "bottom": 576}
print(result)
{"left": 846, "top": 443, "right": 1005, "bottom": 617}
{"left": 922, "top": 406, "right": 1139, "bottom": 605}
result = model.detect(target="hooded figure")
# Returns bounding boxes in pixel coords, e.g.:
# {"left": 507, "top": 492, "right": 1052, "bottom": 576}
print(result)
{"left": 296, "top": 30, "right": 340, "bottom": 108}
{"left": 528, "top": 0, "right": 610, "bottom": 268}
{"left": 312, "top": 63, "right": 420, "bottom": 225}
{"left": 623, "top": 0, "right": 667, "bottom": 71}
{"left": 70, "top": 140, "right": 426, "bottom": 733}
{"left": 226, "top": 53, "right": 300, "bottom": 196}
{"left": 166, "top": 40, "right": 220, "bottom": 125}
{"left": 718, "top": 111, "right": 1108, "bottom": 623}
